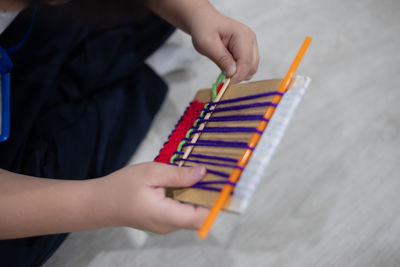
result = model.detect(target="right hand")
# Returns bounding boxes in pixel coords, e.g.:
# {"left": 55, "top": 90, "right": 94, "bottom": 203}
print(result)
{"left": 191, "top": 12, "right": 259, "bottom": 84}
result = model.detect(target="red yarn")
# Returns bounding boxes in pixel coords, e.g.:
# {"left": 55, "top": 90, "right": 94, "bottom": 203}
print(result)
{"left": 155, "top": 100, "right": 206, "bottom": 163}
{"left": 216, "top": 82, "right": 224, "bottom": 95}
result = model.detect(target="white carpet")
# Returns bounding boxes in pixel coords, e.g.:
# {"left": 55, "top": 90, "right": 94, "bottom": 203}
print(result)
{"left": 45, "top": 0, "right": 400, "bottom": 266}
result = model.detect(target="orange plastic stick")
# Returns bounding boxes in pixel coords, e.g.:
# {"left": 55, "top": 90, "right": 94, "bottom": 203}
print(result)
{"left": 198, "top": 36, "right": 312, "bottom": 239}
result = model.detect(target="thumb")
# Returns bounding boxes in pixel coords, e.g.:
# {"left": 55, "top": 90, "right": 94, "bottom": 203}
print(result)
{"left": 195, "top": 36, "right": 237, "bottom": 77}
{"left": 149, "top": 164, "right": 207, "bottom": 188}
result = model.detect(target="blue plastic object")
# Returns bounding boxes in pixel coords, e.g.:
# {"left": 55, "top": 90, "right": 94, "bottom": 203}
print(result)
{"left": 0, "top": 45, "right": 13, "bottom": 142}
{"left": 0, "top": 5, "right": 37, "bottom": 142}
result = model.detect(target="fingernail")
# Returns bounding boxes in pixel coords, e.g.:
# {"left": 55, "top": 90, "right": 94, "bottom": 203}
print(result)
{"left": 226, "top": 64, "right": 236, "bottom": 77}
{"left": 192, "top": 166, "right": 206, "bottom": 179}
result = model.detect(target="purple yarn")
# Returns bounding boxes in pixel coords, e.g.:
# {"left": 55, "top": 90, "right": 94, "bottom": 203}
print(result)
{"left": 204, "top": 168, "right": 230, "bottom": 178}
{"left": 191, "top": 180, "right": 236, "bottom": 193}
{"left": 195, "top": 180, "right": 237, "bottom": 186}
{"left": 203, "top": 102, "right": 277, "bottom": 114}
{"left": 191, "top": 185, "right": 224, "bottom": 193}
{"left": 174, "top": 158, "right": 243, "bottom": 170}
{"left": 187, "top": 153, "right": 238, "bottom": 163}
{"left": 197, "top": 114, "right": 269, "bottom": 123}
{"left": 190, "top": 126, "right": 263, "bottom": 135}
{"left": 182, "top": 139, "right": 251, "bottom": 149}
{"left": 207, "top": 91, "right": 283, "bottom": 106}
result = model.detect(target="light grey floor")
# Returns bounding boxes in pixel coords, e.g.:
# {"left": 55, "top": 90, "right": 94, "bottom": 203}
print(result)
{"left": 45, "top": 0, "right": 400, "bottom": 266}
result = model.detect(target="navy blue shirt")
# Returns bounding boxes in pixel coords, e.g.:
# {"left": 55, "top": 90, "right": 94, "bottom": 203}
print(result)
{"left": 0, "top": 2, "right": 173, "bottom": 266}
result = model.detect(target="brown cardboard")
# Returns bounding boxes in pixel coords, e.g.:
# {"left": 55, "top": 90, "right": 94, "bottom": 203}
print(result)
{"left": 169, "top": 79, "right": 282, "bottom": 212}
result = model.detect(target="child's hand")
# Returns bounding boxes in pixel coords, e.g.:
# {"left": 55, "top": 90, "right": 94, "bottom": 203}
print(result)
{"left": 147, "top": 0, "right": 259, "bottom": 84}
{"left": 99, "top": 162, "right": 209, "bottom": 234}
{"left": 190, "top": 12, "right": 259, "bottom": 84}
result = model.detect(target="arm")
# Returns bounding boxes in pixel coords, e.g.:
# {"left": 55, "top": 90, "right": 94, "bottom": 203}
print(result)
{"left": 0, "top": 169, "right": 105, "bottom": 239}
{"left": 0, "top": 163, "right": 208, "bottom": 239}
{"left": 147, "top": 0, "right": 259, "bottom": 83}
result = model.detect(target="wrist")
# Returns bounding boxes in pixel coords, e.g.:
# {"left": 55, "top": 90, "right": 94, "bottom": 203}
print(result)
{"left": 147, "top": 0, "right": 220, "bottom": 35}
{"left": 181, "top": 1, "right": 221, "bottom": 35}
{"left": 89, "top": 176, "right": 123, "bottom": 228}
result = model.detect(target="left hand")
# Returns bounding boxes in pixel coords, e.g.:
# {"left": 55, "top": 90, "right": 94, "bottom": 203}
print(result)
{"left": 98, "top": 162, "right": 209, "bottom": 234}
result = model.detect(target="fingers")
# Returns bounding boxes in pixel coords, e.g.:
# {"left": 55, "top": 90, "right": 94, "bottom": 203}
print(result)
{"left": 145, "top": 163, "right": 207, "bottom": 188}
{"left": 193, "top": 34, "right": 237, "bottom": 77}
{"left": 230, "top": 30, "right": 259, "bottom": 84}
{"left": 159, "top": 197, "right": 210, "bottom": 231}
{"left": 120, "top": 163, "right": 210, "bottom": 234}
{"left": 249, "top": 39, "right": 259, "bottom": 79}
{"left": 192, "top": 24, "right": 259, "bottom": 83}
{"left": 144, "top": 163, "right": 209, "bottom": 232}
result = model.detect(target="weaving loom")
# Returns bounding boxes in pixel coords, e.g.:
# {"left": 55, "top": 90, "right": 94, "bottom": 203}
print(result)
{"left": 156, "top": 75, "right": 310, "bottom": 210}
{"left": 155, "top": 37, "right": 312, "bottom": 238}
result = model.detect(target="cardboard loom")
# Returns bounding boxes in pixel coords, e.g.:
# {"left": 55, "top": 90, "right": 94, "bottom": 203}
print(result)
{"left": 160, "top": 78, "right": 284, "bottom": 212}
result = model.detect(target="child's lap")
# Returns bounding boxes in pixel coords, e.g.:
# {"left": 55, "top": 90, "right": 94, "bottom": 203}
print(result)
{"left": 0, "top": 3, "right": 174, "bottom": 266}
